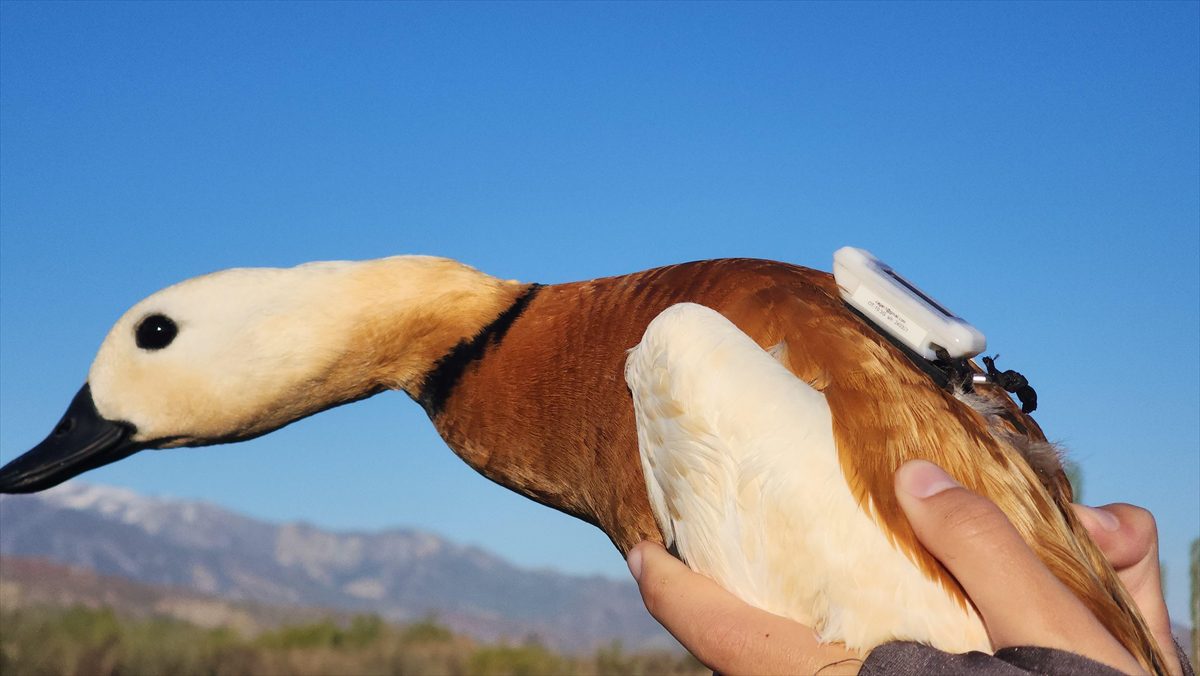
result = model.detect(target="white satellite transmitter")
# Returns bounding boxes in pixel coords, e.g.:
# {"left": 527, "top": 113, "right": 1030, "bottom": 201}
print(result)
{"left": 833, "top": 246, "right": 986, "bottom": 362}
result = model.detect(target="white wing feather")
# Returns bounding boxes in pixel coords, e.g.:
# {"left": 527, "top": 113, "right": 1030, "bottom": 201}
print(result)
{"left": 625, "top": 303, "right": 989, "bottom": 653}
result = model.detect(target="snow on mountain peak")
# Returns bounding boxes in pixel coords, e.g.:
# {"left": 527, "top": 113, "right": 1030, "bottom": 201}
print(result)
{"left": 40, "top": 482, "right": 210, "bottom": 536}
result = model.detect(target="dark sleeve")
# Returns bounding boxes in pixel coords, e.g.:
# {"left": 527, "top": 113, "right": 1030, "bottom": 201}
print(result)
{"left": 1179, "top": 640, "right": 1198, "bottom": 676}
{"left": 859, "top": 641, "right": 1129, "bottom": 676}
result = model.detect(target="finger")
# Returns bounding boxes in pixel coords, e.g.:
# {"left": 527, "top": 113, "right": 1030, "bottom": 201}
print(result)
{"left": 895, "top": 460, "right": 1142, "bottom": 675}
{"left": 1073, "top": 504, "right": 1181, "bottom": 675}
{"left": 627, "top": 541, "right": 861, "bottom": 675}
{"left": 1073, "top": 503, "right": 1157, "bottom": 570}
{"left": 1072, "top": 504, "right": 1167, "bottom": 623}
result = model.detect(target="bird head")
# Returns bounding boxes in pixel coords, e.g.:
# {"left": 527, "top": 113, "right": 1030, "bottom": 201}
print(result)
{"left": 0, "top": 256, "right": 520, "bottom": 493}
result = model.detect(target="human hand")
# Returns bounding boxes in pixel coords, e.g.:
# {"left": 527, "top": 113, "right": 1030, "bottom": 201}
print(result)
{"left": 894, "top": 459, "right": 1161, "bottom": 675}
{"left": 1070, "top": 502, "right": 1183, "bottom": 675}
{"left": 626, "top": 459, "right": 1179, "bottom": 675}
{"left": 626, "top": 540, "right": 864, "bottom": 675}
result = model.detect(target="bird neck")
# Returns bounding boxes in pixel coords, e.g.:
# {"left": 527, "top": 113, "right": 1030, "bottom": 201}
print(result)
{"left": 301, "top": 257, "right": 532, "bottom": 415}
{"left": 412, "top": 283, "right": 544, "bottom": 418}
{"left": 415, "top": 276, "right": 674, "bottom": 553}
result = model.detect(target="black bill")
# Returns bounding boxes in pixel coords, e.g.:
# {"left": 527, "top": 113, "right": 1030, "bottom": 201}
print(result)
{"left": 0, "top": 384, "right": 141, "bottom": 494}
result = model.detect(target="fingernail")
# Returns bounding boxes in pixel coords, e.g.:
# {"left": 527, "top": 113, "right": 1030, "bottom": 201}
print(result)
{"left": 1078, "top": 505, "right": 1120, "bottom": 532}
{"left": 627, "top": 544, "right": 644, "bottom": 581}
{"left": 897, "top": 460, "right": 962, "bottom": 498}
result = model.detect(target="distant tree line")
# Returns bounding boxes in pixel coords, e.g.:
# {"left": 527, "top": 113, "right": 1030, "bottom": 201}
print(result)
{"left": 1191, "top": 536, "right": 1198, "bottom": 672}
{"left": 0, "top": 606, "right": 705, "bottom": 676}
{"left": 4, "top": 530, "right": 1197, "bottom": 676}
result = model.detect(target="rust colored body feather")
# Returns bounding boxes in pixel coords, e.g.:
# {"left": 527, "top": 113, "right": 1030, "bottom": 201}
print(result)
{"left": 423, "top": 259, "right": 1166, "bottom": 672}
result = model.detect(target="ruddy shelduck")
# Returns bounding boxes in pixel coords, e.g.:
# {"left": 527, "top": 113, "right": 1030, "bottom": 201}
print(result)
{"left": 0, "top": 255, "right": 1168, "bottom": 672}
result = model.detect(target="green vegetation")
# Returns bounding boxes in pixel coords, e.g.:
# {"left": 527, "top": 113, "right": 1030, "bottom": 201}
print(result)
{"left": 1190, "top": 537, "right": 1198, "bottom": 672}
{"left": 1061, "top": 457, "right": 1082, "bottom": 502}
{"left": 0, "top": 605, "right": 705, "bottom": 676}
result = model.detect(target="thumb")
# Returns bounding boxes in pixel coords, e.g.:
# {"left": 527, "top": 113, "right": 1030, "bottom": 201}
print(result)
{"left": 626, "top": 541, "right": 860, "bottom": 675}
{"left": 894, "top": 460, "right": 1141, "bottom": 674}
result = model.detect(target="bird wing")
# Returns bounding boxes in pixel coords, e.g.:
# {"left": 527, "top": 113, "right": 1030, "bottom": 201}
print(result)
{"left": 625, "top": 302, "right": 990, "bottom": 652}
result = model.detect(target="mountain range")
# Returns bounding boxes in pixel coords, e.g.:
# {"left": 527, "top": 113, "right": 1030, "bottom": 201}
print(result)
{"left": 0, "top": 483, "right": 672, "bottom": 652}
{"left": 6, "top": 483, "right": 1191, "bottom": 665}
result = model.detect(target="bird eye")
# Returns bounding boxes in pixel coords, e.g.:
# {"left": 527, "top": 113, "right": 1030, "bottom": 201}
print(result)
{"left": 135, "top": 314, "right": 178, "bottom": 350}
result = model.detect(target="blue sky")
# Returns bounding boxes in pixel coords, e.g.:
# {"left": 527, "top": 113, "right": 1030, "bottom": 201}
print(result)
{"left": 1, "top": 2, "right": 1197, "bottom": 624}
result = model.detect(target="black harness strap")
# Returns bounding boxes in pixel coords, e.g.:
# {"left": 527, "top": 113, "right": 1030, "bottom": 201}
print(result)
{"left": 982, "top": 355, "right": 1038, "bottom": 414}
{"left": 842, "top": 302, "right": 1038, "bottom": 415}
{"left": 843, "top": 303, "right": 972, "bottom": 389}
